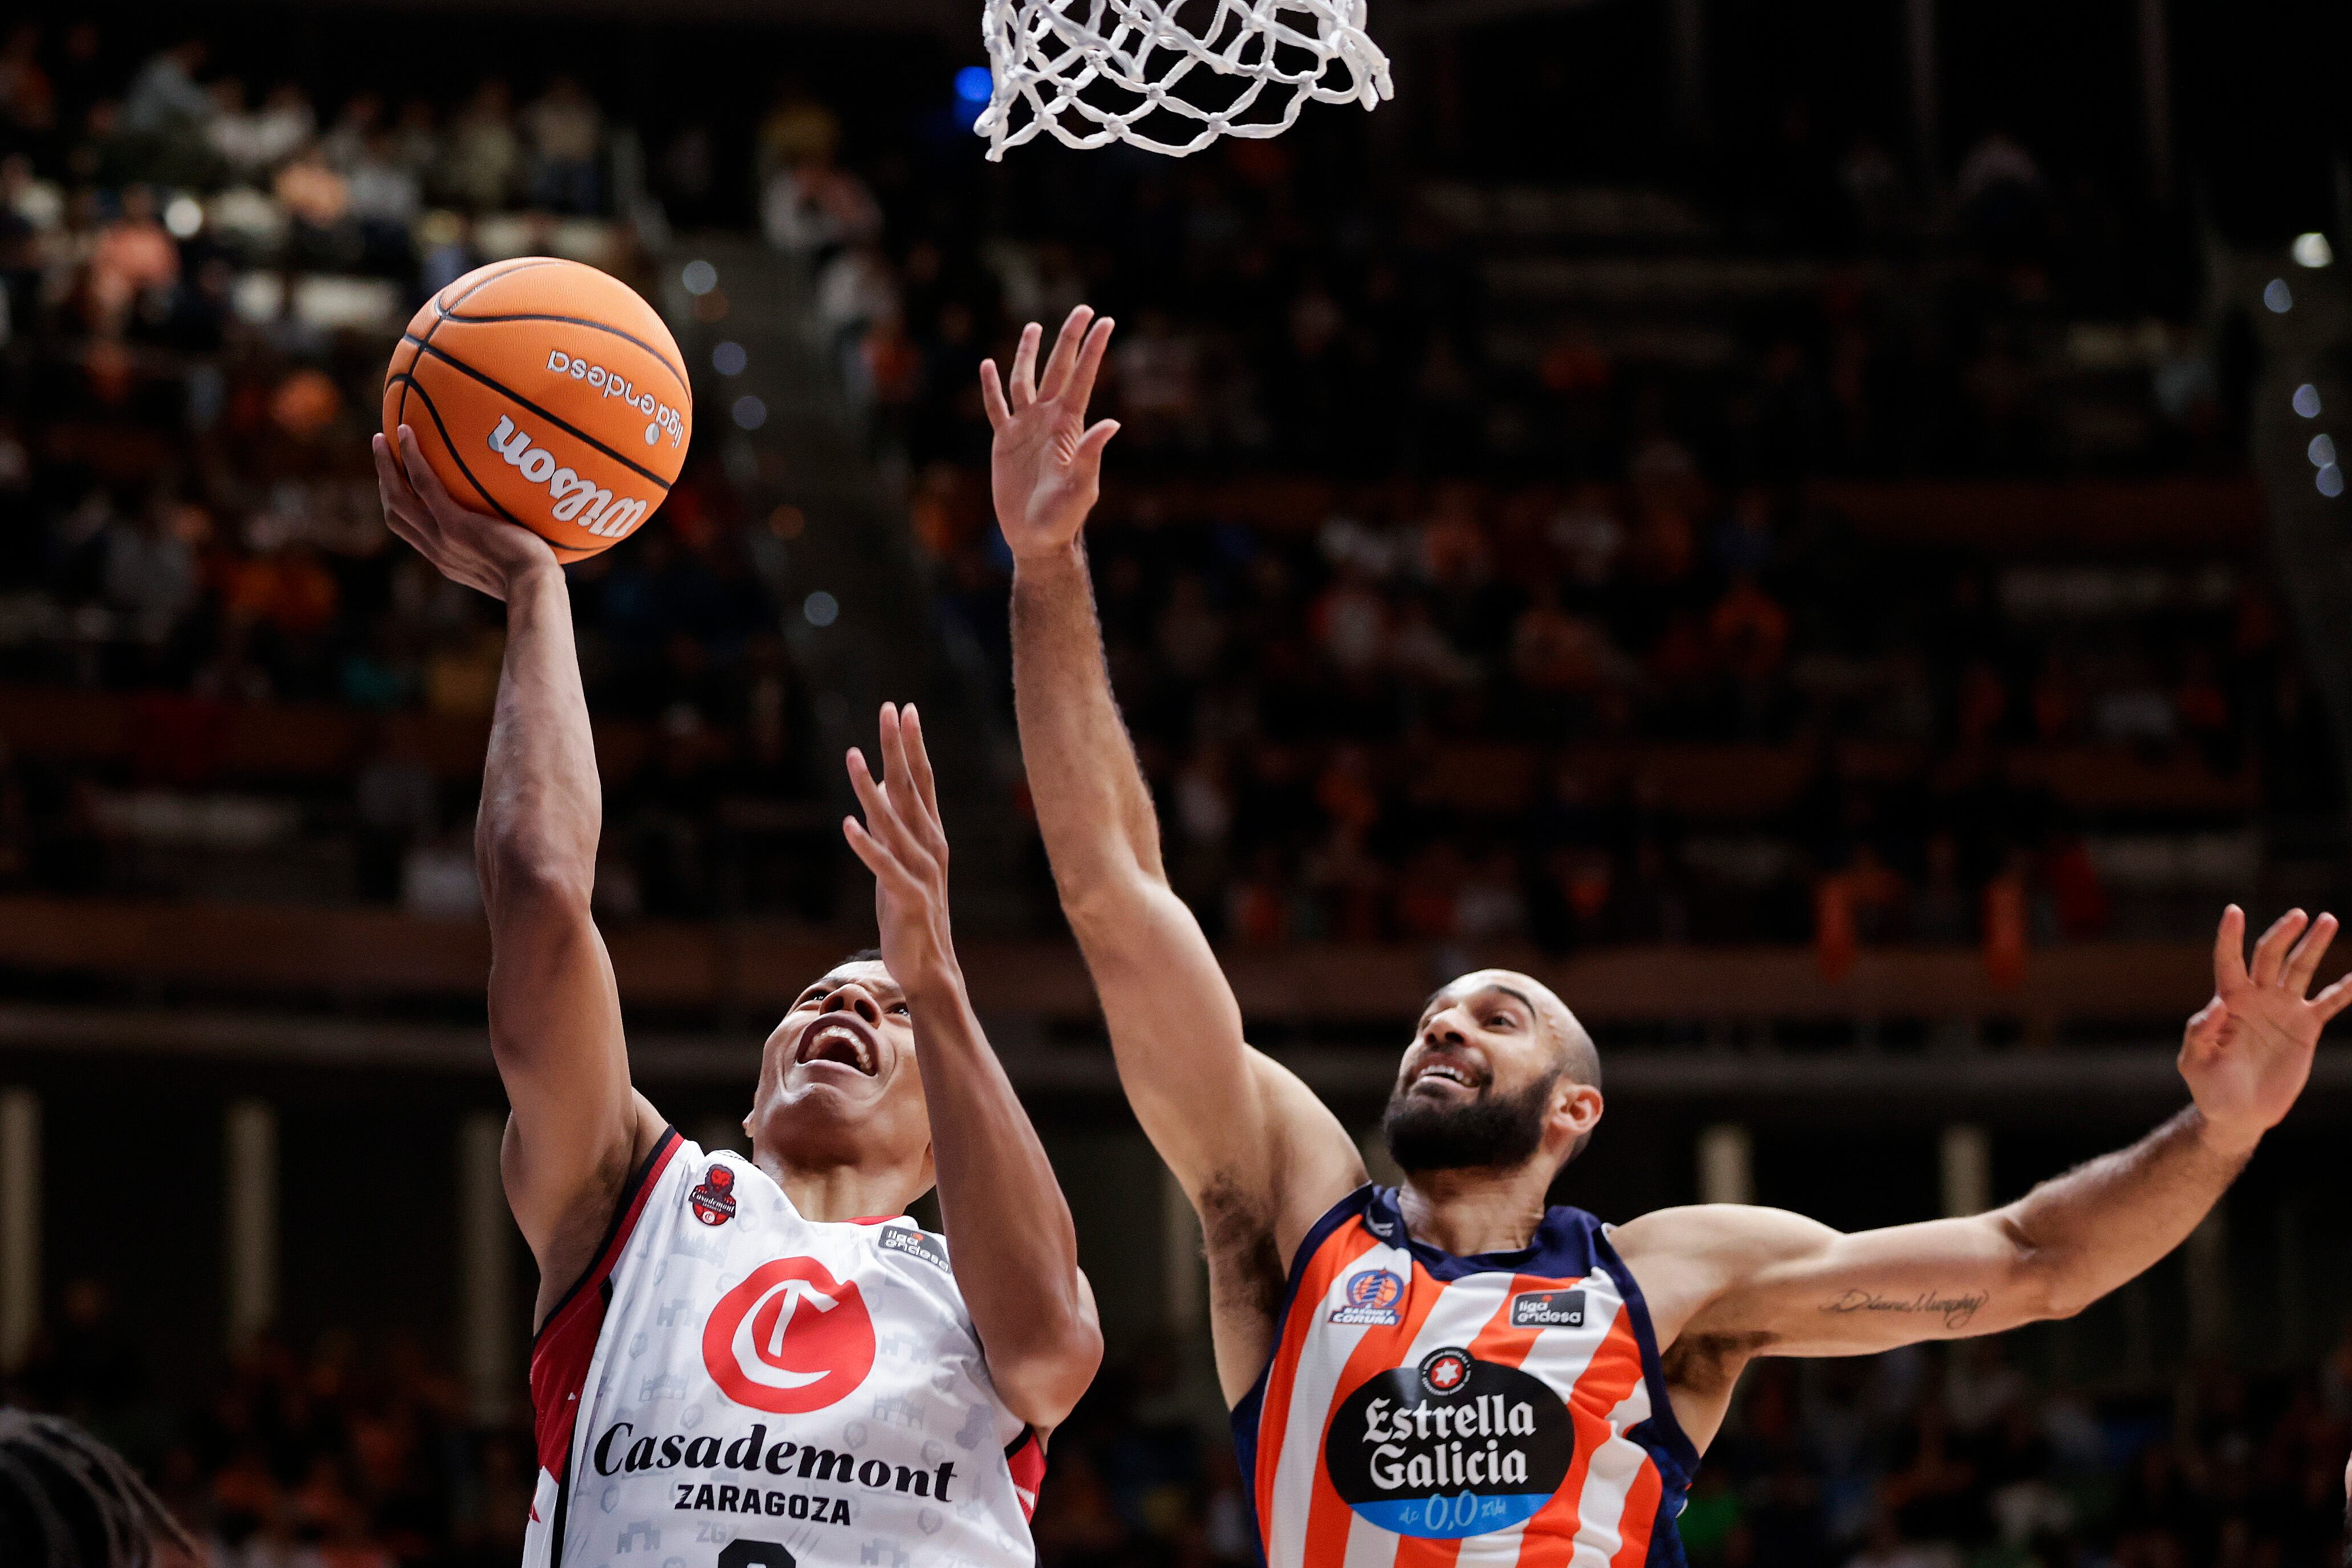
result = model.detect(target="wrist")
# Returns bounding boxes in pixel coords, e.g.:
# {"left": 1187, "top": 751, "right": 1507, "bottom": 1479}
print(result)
{"left": 1010, "top": 539, "right": 1087, "bottom": 581}
{"left": 2188, "top": 1105, "right": 2262, "bottom": 1161}
{"left": 901, "top": 958, "right": 969, "bottom": 1012}
{"left": 504, "top": 556, "right": 567, "bottom": 602}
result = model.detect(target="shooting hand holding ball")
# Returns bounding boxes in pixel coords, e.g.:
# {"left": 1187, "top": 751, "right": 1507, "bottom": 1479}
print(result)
{"left": 373, "top": 425, "right": 558, "bottom": 602}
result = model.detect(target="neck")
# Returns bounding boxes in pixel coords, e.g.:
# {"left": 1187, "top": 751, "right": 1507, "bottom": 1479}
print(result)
{"left": 1395, "top": 1162, "right": 1556, "bottom": 1257}
{"left": 756, "top": 1148, "right": 926, "bottom": 1224}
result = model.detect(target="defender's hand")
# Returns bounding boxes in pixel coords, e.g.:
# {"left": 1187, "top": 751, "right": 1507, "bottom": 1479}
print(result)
{"left": 981, "top": 307, "right": 1118, "bottom": 566}
{"left": 373, "top": 425, "right": 558, "bottom": 601}
{"left": 2182, "top": 904, "right": 2351, "bottom": 1155}
{"left": 843, "top": 703, "right": 959, "bottom": 998}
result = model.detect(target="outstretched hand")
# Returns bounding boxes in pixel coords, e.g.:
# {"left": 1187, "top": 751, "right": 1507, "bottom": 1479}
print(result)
{"left": 843, "top": 703, "right": 959, "bottom": 997}
{"left": 372, "top": 425, "right": 555, "bottom": 601}
{"left": 2181, "top": 904, "right": 2350, "bottom": 1154}
{"left": 981, "top": 306, "right": 1118, "bottom": 566}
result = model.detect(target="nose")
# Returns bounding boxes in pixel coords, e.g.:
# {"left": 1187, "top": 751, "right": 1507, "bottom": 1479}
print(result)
{"left": 1423, "top": 1009, "right": 1466, "bottom": 1048}
{"left": 822, "top": 984, "right": 881, "bottom": 1024}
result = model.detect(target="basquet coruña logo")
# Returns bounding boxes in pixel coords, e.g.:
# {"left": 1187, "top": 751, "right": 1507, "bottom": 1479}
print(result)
{"left": 1330, "top": 1268, "right": 1406, "bottom": 1326}
{"left": 689, "top": 1165, "right": 738, "bottom": 1227}
{"left": 1324, "top": 1346, "right": 1573, "bottom": 1540}
{"left": 702, "top": 1257, "right": 876, "bottom": 1415}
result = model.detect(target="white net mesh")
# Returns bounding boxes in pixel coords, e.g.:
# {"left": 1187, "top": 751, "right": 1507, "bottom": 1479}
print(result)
{"left": 975, "top": 0, "right": 1393, "bottom": 160}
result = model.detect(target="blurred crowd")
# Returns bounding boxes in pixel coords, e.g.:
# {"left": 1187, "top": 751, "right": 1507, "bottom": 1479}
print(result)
{"left": 12, "top": 1279, "right": 2352, "bottom": 1567}
{"left": 0, "top": 25, "right": 845, "bottom": 923}
{"left": 959, "top": 481, "right": 2333, "bottom": 952}
{"left": 767, "top": 97, "right": 2321, "bottom": 951}
{"left": 0, "top": 22, "right": 2331, "bottom": 952}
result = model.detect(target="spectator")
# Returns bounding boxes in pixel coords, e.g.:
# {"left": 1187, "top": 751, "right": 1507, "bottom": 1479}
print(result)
{"left": 121, "top": 41, "right": 211, "bottom": 134}
{"left": 522, "top": 74, "right": 601, "bottom": 213}
{"left": 438, "top": 80, "right": 520, "bottom": 213}
{"left": 85, "top": 182, "right": 177, "bottom": 335}
{"left": 275, "top": 141, "right": 356, "bottom": 268}
{"left": 347, "top": 128, "right": 421, "bottom": 275}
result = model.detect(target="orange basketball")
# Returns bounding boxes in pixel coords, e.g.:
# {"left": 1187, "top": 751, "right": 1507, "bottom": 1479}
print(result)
{"left": 382, "top": 258, "right": 692, "bottom": 562}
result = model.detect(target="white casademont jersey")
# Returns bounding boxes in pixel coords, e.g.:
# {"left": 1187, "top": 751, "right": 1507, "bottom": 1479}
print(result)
{"left": 522, "top": 1130, "right": 1045, "bottom": 1568}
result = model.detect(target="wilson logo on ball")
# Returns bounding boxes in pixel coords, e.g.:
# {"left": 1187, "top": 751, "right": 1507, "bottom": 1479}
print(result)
{"left": 487, "top": 416, "right": 649, "bottom": 539}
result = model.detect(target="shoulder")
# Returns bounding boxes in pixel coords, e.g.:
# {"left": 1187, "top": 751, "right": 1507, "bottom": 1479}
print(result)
{"left": 1608, "top": 1205, "right": 1842, "bottom": 1341}
{"left": 1612, "top": 1204, "right": 1840, "bottom": 1268}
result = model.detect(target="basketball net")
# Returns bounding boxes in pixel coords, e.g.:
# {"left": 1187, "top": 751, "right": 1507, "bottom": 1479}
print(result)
{"left": 975, "top": 0, "right": 1392, "bottom": 159}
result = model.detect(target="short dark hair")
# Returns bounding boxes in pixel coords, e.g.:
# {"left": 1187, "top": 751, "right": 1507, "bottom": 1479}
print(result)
{"left": 0, "top": 1407, "right": 197, "bottom": 1568}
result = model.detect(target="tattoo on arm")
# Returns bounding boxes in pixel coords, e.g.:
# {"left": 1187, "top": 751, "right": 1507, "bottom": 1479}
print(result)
{"left": 1819, "top": 1287, "right": 1989, "bottom": 1331}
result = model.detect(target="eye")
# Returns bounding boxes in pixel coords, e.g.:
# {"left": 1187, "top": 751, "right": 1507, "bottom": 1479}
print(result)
{"left": 889, "top": 1002, "right": 911, "bottom": 1017}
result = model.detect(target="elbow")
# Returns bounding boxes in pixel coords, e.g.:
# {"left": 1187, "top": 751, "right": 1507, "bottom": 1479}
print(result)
{"left": 483, "top": 841, "right": 596, "bottom": 922}
{"left": 990, "top": 1305, "right": 1105, "bottom": 1432}
{"left": 2030, "top": 1269, "right": 2098, "bottom": 1323}
{"left": 1052, "top": 865, "right": 1165, "bottom": 943}
{"left": 1993, "top": 1213, "right": 2093, "bottom": 1323}
{"left": 2011, "top": 1245, "right": 2095, "bottom": 1323}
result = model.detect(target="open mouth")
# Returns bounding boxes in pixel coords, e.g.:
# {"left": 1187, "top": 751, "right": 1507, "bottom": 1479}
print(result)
{"left": 796, "top": 1019, "right": 878, "bottom": 1077}
{"left": 1410, "top": 1060, "right": 1482, "bottom": 1092}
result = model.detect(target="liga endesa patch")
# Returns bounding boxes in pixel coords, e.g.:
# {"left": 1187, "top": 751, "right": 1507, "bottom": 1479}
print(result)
{"left": 1323, "top": 1347, "right": 1574, "bottom": 1539}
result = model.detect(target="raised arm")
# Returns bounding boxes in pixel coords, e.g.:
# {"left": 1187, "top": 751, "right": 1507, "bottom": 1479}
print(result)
{"left": 839, "top": 702, "right": 1101, "bottom": 1430}
{"left": 991, "top": 311, "right": 1363, "bottom": 1395}
{"left": 1621, "top": 904, "right": 2346, "bottom": 1445}
{"left": 374, "top": 428, "right": 657, "bottom": 1319}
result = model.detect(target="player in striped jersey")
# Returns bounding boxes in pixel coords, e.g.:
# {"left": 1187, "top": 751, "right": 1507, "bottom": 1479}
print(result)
{"left": 984, "top": 306, "right": 2351, "bottom": 1565}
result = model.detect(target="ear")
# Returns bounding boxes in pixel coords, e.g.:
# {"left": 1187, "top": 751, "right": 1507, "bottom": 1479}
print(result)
{"left": 1555, "top": 1080, "right": 1604, "bottom": 1138}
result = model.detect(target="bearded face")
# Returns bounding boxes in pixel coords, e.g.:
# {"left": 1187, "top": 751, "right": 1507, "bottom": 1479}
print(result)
{"left": 1382, "top": 1068, "right": 1562, "bottom": 1174}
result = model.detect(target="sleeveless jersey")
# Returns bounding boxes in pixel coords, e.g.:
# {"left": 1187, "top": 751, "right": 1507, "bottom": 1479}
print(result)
{"left": 522, "top": 1130, "right": 1047, "bottom": 1568}
{"left": 1233, "top": 1186, "right": 1697, "bottom": 1566}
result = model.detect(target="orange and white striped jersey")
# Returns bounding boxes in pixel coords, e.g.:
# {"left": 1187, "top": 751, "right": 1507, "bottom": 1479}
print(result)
{"left": 1232, "top": 1186, "right": 1696, "bottom": 1566}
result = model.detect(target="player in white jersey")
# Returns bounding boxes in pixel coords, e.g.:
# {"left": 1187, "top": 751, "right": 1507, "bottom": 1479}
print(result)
{"left": 985, "top": 306, "right": 2350, "bottom": 1564}
{"left": 372, "top": 426, "right": 1102, "bottom": 1568}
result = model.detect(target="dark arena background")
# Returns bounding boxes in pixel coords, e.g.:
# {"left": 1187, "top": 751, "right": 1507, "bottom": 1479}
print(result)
{"left": 5, "top": 0, "right": 2352, "bottom": 1562}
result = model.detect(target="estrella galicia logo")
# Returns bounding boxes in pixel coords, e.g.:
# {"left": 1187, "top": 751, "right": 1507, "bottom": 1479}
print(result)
{"left": 690, "top": 1165, "right": 739, "bottom": 1227}
{"left": 1324, "top": 1347, "right": 1572, "bottom": 1540}
{"left": 1330, "top": 1269, "right": 1406, "bottom": 1326}
{"left": 1509, "top": 1289, "right": 1586, "bottom": 1330}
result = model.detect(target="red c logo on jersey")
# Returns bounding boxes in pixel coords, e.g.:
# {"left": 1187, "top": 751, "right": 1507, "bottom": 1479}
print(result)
{"left": 701, "top": 1257, "right": 876, "bottom": 1414}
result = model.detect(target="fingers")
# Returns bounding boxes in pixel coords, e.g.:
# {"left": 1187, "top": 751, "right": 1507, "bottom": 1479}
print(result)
{"left": 1064, "top": 314, "right": 1116, "bottom": 411}
{"left": 875, "top": 705, "right": 946, "bottom": 858}
{"left": 372, "top": 434, "right": 437, "bottom": 551}
{"left": 899, "top": 704, "right": 943, "bottom": 826}
{"left": 1036, "top": 306, "right": 1097, "bottom": 402}
{"left": 2313, "top": 974, "right": 2352, "bottom": 1024}
{"left": 2182, "top": 997, "right": 2226, "bottom": 1058}
{"left": 1008, "top": 321, "right": 1043, "bottom": 410}
{"left": 396, "top": 425, "right": 466, "bottom": 524}
{"left": 841, "top": 814, "right": 921, "bottom": 899}
{"left": 1074, "top": 418, "right": 1121, "bottom": 470}
{"left": 844, "top": 742, "right": 934, "bottom": 874}
{"left": 2284, "top": 911, "right": 2339, "bottom": 996}
{"left": 2213, "top": 904, "right": 2249, "bottom": 991}
{"left": 979, "top": 359, "right": 1011, "bottom": 431}
{"left": 2251, "top": 908, "right": 2310, "bottom": 987}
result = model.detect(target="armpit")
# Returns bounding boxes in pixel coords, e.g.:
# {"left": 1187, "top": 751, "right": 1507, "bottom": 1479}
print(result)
{"left": 1195, "top": 1172, "right": 1285, "bottom": 1325}
{"left": 1661, "top": 1330, "right": 1779, "bottom": 1400}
